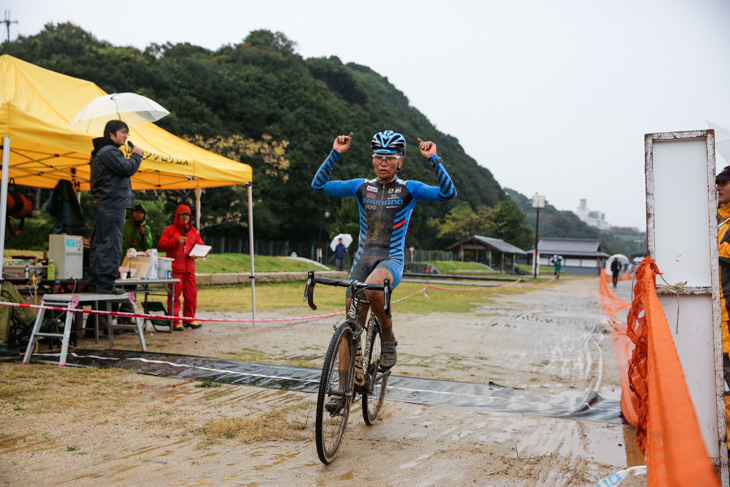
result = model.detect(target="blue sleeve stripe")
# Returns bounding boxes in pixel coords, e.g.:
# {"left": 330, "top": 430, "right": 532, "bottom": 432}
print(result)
{"left": 434, "top": 163, "right": 457, "bottom": 200}
{"left": 311, "top": 150, "right": 342, "bottom": 191}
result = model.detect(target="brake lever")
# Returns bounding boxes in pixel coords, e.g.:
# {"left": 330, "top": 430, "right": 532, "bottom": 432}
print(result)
{"left": 305, "top": 270, "right": 317, "bottom": 310}
{"left": 383, "top": 278, "right": 391, "bottom": 319}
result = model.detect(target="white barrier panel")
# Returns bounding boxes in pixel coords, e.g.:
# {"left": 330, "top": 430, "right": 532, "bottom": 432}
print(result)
{"left": 645, "top": 130, "right": 726, "bottom": 474}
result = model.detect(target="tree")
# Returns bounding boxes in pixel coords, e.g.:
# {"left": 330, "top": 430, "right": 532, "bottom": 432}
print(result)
{"left": 429, "top": 203, "right": 493, "bottom": 242}
{"left": 484, "top": 200, "right": 532, "bottom": 249}
{"left": 243, "top": 30, "right": 297, "bottom": 55}
{"left": 4, "top": 23, "right": 508, "bottom": 250}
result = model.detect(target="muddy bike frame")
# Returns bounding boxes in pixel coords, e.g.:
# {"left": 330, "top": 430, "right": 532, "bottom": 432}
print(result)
{"left": 304, "top": 270, "right": 393, "bottom": 464}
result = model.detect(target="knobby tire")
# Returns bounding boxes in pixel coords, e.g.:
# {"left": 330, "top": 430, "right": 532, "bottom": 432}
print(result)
{"left": 315, "top": 321, "right": 356, "bottom": 464}
{"left": 362, "top": 313, "right": 388, "bottom": 425}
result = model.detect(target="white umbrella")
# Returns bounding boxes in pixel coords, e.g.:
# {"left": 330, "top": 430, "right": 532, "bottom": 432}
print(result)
{"left": 330, "top": 233, "right": 353, "bottom": 251}
{"left": 70, "top": 92, "right": 170, "bottom": 134}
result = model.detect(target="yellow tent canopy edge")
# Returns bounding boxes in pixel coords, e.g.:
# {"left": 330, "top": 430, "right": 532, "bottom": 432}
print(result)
{"left": 0, "top": 54, "right": 252, "bottom": 190}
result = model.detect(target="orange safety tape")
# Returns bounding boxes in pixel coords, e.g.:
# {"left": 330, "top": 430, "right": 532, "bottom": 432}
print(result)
{"left": 625, "top": 257, "right": 719, "bottom": 487}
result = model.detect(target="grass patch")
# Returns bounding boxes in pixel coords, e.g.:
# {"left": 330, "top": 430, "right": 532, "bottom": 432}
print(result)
{"left": 197, "top": 407, "right": 307, "bottom": 445}
{"left": 0, "top": 364, "right": 143, "bottom": 414}
{"left": 196, "top": 254, "right": 330, "bottom": 274}
{"left": 424, "top": 261, "right": 491, "bottom": 272}
{"left": 171, "top": 278, "right": 556, "bottom": 315}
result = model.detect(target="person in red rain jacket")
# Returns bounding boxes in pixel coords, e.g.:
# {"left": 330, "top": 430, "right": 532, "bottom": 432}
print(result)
{"left": 158, "top": 205, "right": 205, "bottom": 331}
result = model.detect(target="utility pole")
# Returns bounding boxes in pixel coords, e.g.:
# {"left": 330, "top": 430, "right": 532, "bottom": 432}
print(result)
{"left": 531, "top": 194, "right": 545, "bottom": 279}
{"left": 2, "top": 11, "right": 18, "bottom": 43}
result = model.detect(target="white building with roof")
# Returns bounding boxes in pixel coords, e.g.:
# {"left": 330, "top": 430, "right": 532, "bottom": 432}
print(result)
{"left": 446, "top": 235, "right": 527, "bottom": 273}
{"left": 528, "top": 238, "right": 609, "bottom": 275}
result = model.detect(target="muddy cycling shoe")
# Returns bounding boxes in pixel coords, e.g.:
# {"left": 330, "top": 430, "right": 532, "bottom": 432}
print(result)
{"left": 379, "top": 339, "right": 398, "bottom": 370}
{"left": 325, "top": 396, "right": 345, "bottom": 416}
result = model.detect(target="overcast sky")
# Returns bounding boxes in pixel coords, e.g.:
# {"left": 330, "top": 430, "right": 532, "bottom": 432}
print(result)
{"left": 4, "top": 0, "right": 730, "bottom": 229}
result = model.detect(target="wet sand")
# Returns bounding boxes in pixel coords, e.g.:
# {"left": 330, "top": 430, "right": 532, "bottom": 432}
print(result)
{"left": 0, "top": 277, "right": 647, "bottom": 486}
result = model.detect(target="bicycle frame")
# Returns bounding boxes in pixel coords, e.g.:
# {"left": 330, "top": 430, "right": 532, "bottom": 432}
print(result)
{"left": 304, "top": 270, "right": 391, "bottom": 386}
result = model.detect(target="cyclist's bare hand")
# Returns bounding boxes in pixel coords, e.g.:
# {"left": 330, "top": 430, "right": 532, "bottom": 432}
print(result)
{"left": 417, "top": 138, "right": 437, "bottom": 159}
{"left": 333, "top": 132, "right": 353, "bottom": 154}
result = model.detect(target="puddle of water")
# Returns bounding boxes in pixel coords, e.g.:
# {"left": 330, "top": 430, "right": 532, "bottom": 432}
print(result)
{"left": 253, "top": 451, "right": 300, "bottom": 470}
{"left": 115, "top": 464, "right": 140, "bottom": 474}
{"left": 0, "top": 433, "right": 33, "bottom": 450}
{"left": 120, "top": 438, "right": 191, "bottom": 458}
{"left": 0, "top": 438, "right": 50, "bottom": 454}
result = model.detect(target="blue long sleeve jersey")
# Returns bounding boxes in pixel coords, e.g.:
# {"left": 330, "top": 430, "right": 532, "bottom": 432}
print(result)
{"left": 312, "top": 150, "right": 457, "bottom": 280}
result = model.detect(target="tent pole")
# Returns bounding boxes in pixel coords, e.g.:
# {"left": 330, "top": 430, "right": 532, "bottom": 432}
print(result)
{"left": 0, "top": 137, "right": 10, "bottom": 261}
{"left": 247, "top": 183, "right": 256, "bottom": 320}
{"left": 195, "top": 186, "right": 202, "bottom": 230}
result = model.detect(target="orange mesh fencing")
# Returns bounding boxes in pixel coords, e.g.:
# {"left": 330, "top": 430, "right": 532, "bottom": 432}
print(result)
{"left": 603, "top": 268, "right": 633, "bottom": 283}
{"left": 604, "top": 257, "right": 719, "bottom": 486}
{"left": 599, "top": 269, "right": 638, "bottom": 426}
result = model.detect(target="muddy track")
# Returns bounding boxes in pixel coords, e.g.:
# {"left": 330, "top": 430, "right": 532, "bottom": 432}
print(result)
{"left": 0, "top": 278, "right": 646, "bottom": 486}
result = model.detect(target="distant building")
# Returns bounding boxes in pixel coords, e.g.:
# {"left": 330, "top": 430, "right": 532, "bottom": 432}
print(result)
{"left": 528, "top": 238, "right": 609, "bottom": 275}
{"left": 575, "top": 199, "right": 611, "bottom": 230}
{"left": 446, "top": 235, "right": 526, "bottom": 273}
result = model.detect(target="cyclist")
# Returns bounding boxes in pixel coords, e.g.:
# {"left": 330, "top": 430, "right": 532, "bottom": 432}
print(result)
{"left": 312, "top": 130, "right": 457, "bottom": 372}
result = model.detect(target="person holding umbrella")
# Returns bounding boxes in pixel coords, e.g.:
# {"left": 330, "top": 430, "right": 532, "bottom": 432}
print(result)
{"left": 87, "top": 120, "right": 143, "bottom": 294}
{"left": 334, "top": 237, "right": 347, "bottom": 271}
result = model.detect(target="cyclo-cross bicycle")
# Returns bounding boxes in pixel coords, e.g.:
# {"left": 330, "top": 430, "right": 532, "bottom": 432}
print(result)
{"left": 304, "top": 270, "right": 393, "bottom": 464}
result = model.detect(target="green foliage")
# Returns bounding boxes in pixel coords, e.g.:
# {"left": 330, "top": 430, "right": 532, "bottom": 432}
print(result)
{"left": 429, "top": 200, "right": 532, "bottom": 249}
{"left": 329, "top": 198, "right": 360, "bottom": 240}
{"left": 488, "top": 200, "right": 532, "bottom": 249}
{"left": 505, "top": 188, "right": 600, "bottom": 240}
{"left": 4, "top": 212, "right": 54, "bottom": 250}
{"left": 429, "top": 202, "right": 492, "bottom": 241}
{"left": 5, "top": 23, "right": 508, "bottom": 251}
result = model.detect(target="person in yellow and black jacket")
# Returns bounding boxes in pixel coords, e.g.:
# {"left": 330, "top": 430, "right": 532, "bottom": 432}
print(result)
{"left": 716, "top": 165, "right": 730, "bottom": 448}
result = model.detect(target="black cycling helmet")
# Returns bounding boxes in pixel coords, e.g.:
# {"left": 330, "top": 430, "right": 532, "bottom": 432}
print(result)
{"left": 371, "top": 130, "right": 406, "bottom": 155}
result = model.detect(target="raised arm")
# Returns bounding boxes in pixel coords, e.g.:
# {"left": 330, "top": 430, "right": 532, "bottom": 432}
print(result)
{"left": 408, "top": 138, "right": 457, "bottom": 201}
{"left": 312, "top": 133, "right": 361, "bottom": 197}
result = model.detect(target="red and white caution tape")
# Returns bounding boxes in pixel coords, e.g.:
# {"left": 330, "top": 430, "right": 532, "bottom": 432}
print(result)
{"left": 0, "top": 275, "right": 563, "bottom": 325}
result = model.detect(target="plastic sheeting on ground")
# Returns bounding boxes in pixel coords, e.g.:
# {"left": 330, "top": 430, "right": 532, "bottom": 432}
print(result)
{"left": 28, "top": 348, "right": 623, "bottom": 424}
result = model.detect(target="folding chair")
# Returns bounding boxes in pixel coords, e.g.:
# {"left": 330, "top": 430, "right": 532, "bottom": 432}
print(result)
{"left": 143, "top": 300, "right": 172, "bottom": 333}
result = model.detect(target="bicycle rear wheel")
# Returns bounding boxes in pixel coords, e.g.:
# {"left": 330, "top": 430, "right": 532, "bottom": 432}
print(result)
{"left": 362, "top": 313, "right": 388, "bottom": 425}
{"left": 316, "top": 320, "right": 356, "bottom": 464}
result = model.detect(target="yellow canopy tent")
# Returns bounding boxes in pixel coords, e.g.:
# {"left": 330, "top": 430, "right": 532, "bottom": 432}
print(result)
{"left": 0, "top": 55, "right": 258, "bottom": 316}
{"left": 0, "top": 54, "right": 251, "bottom": 189}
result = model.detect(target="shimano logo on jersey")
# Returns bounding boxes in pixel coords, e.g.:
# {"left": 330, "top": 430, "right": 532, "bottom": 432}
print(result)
{"left": 363, "top": 197, "right": 403, "bottom": 206}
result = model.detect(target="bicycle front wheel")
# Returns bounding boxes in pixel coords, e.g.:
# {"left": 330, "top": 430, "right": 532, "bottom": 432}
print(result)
{"left": 362, "top": 313, "right": 388, "bottom": 425}
{"left": 316, "top": 320, "right": 356, "bottom": 464}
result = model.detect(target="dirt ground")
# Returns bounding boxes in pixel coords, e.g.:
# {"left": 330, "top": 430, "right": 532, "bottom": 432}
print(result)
{"left": 0, "top": 277, "right": 647, "bottom": 486}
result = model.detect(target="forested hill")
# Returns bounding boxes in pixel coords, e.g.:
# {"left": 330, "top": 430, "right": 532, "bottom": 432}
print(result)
{"left": 2, "top": 24, "right": 504, "bottom": 249}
